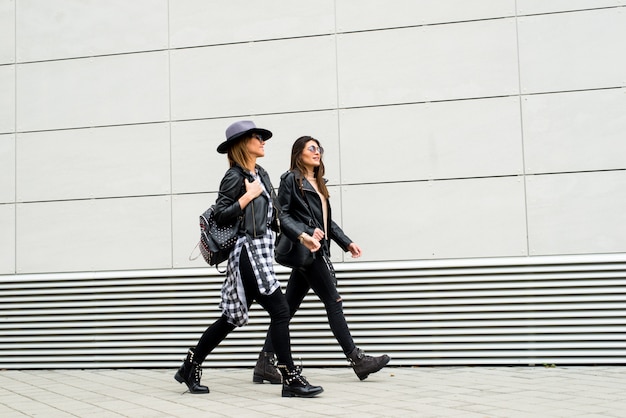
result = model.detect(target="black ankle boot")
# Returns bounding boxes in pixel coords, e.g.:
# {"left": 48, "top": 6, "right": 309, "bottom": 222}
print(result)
{"left": 347, "top": 347, "right": 390, "bottom": 381}
{"left": 174, "top": 348, "right": 210, "bottom": 394}
{"left": 253, "top": 351, "right": 282, "bottom": 384}
{"left": 278, "top": 364, "right": 324, "bottom": 398}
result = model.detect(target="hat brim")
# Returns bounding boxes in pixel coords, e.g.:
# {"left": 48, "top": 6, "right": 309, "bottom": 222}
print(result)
{"left": 216, "top": 128, "right": 273, "bottom": 154}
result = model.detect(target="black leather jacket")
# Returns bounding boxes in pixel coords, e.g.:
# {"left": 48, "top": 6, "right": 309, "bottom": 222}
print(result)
{"left": 277, "top": 170, "right": 352, "bottom": 256}
{"left": 214, "top": 164, "right": 278, "bottom": 238}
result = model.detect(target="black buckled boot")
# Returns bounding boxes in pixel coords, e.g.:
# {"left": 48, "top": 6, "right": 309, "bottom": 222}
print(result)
{"left": 277, "top": 364, "right": 324, "bottom": 398}
{"left": 174, "top": 348, "right": 210, "bottom": 394}
{"left": 347, "top": 347, "right": 390, "bottom": 381}
{"left": 253, "top": 351, "right": 282, "bottom": 384}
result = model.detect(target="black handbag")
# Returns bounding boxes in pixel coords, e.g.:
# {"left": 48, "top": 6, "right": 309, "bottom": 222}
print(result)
{"left": 275, "top": 232, "right": 315, "bottom": 269}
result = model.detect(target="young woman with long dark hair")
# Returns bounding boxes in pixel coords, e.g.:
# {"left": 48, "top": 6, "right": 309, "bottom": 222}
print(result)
{"left": 253, "top": 135, "right": 390, "bottom": 384}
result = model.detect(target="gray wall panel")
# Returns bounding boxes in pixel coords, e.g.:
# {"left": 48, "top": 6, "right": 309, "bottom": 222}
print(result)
{"left": 16, "top": 124, "right": 171, "bottom": 202}
{"left": 0, "top": 203, "right": 15, "bottom": 274}
{"left": 170, "top": 0, "right": 335, "bottom": 48}
{"left": 171, "top": 119, "right": 232, "bottom": 194}
{"left": 336, "top": 0, "right": 515, "bottom": 32}
{"left": 0, "top": 64, "right": 15, "bottom": 133}
{"left": 427, "top": 177, "right": 527, "bottom": 259}
{"left": 523, "top": 89, "right": 626, "bottom": 174}
{"left": 0, "top": 0, "right": 15, "bottom": 64}
{"left": 170, "top": 36, "right": 337, "bottom": 120}
{"left": 527, "top": 171, "right": 626, "bottom": 256}
{"left": 16, "top": 196, "right": 172, "bottom": 274}
{"left": 16, "top": 0, "right": 168, "bottom": 62}
{"left": 0, "top": 133, "right": 14, "bottom": 203}
{"left": 518, "top": 8, "right": 626, "bottom": 94}
{"left": 16, "top": 52, "right": 170, "bottom": 132}
{"left": 337, "top": 18, "right": 519, "bottom": 107}
{"left": 339, "top": 97, "right": 523, "bottom": 184}
{"left": 517, "top": 0, "right": 625, "bottom": 15}
{"left": 341, "top": 177, "right": 527, "bottom": 262}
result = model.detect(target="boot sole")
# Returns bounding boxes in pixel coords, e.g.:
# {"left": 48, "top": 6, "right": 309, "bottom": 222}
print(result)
{"left": 356, "top": 355, "right": 391, "bottom": 381}
{"left": 281, "top": 387, "right": 324, "bottom": 398}
{"left": 253, "top": 374, "right": 281, "bottom": 384}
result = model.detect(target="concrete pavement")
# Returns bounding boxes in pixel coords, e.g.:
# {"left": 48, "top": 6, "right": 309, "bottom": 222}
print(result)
{"left": 0, "top": 366, "right": 625, "bottom": 417}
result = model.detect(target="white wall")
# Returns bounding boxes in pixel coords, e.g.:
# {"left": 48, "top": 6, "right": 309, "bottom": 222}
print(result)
{"left": 1, "top": 1, "right": 625, "bottom": 275}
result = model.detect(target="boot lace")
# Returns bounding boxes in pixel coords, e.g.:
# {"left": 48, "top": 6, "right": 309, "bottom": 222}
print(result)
{"left": 193, "top": 363, "right": 203, "bottom": 382}
{"left": 288, "top": 366, "right": 310, "bottom": 386}
{"left": 278, "top": 364, "right": 310, "bottom": 386}
{"left": 268, "top": 353, "right": 277, "bottom": 367}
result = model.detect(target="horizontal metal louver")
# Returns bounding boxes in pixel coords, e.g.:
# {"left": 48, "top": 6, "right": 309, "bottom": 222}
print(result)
{"left": 1, "top": 253, "right": 625, "bottom": 369}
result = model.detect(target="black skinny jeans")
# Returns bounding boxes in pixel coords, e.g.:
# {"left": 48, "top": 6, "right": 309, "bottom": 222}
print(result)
{"left": 193, "top": 249, "right": 294, "bottom": 368}
{"left": 263, "top": 251, "right": 356, "bottom": 356}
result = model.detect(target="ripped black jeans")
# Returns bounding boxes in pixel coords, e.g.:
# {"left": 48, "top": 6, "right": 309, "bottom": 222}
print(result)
{"left": 262, "top": 253, "right": 356, "bottom": 356}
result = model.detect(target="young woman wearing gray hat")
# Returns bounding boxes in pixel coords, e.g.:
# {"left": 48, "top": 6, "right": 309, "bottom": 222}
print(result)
{"left": 253, "top": 136, "right": 390, "bottom": 384}
{"left": 175, "top": 121, "right": 323, "bottom": 398}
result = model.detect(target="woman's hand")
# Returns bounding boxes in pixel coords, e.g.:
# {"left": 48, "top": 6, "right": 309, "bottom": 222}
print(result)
{"left": 239, "top": 178, "right": 263, "bottom": 209}
{"left": 311, "top": 228, "right": 325, "bottom": 242}
{"left": 347, "top": 243, "right": 362, "bottom": 258}
{"left": 300, "top": 233, "right": 321, "bottom": 252}
{"left": 245, "top": 178, "right": 263, "bottom": 199}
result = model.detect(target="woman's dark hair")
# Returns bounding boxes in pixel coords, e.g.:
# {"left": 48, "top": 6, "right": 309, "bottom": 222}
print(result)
{"left": 290, "top": 136, "right": 329, "bottom": 199}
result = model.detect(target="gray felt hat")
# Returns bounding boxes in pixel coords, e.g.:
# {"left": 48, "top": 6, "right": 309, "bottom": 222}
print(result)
{"left": 217, "top": 120, "right": 273, "bottom": 154}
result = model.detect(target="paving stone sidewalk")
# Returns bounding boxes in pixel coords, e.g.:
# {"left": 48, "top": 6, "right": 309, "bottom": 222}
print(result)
{"left": 0, "top": 366, "right": 625, "bottom": 417}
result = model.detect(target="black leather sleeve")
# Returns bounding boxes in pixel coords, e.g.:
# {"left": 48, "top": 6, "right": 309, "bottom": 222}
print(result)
{"left": 329, "top": 219, "right": 352, "bottom": 252}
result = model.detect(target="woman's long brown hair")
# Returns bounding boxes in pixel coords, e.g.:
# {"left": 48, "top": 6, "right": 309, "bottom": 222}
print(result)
{"left": 290, "top": 136, "right": 329, "bottom": 199}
